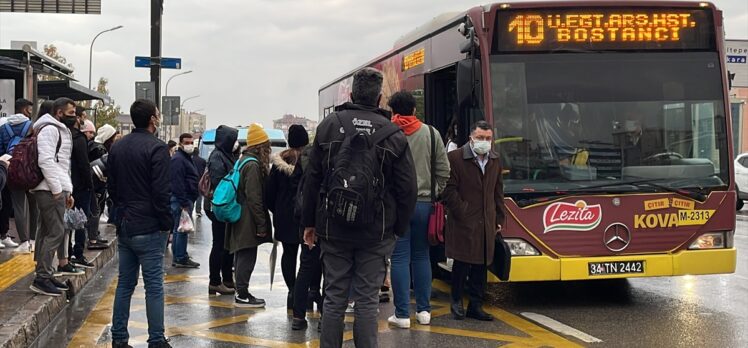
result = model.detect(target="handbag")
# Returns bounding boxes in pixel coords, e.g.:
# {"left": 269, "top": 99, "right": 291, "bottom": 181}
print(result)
{"left": 427, "top": 126, "right": 446, "bottom": 246}
{"left": 489, "top": 234, "right": 512, "bottom": 281}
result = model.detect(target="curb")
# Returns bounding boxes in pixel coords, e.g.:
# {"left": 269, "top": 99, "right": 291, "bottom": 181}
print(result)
{"left": 0, "top": 227, "right": 118, "bottom": 348}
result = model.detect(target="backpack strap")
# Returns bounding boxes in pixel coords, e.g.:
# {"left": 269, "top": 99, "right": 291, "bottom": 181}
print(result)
{"left": 370, "top": 123, "right": 400, "bottom": 146}
{"left": 2, "top": 124, "right": 14, "bottom": 153}
{"left": 429, "top": 125, "right": 436, "bottom": 203}
{"left": 38, "top": 124, "right": 63, "bottom": 162}
{"left": 234, "top": 156, "right": 258, "bottom": 172}
{"left": 336, "top": 112, "right": 358, "bottom": 137}
{"left": 20, "top": 121, "right": 31, "bottom": 138}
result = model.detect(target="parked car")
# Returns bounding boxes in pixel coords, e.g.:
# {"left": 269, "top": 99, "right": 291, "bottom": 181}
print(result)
{"left": 733, "top": 153, "right": 748, "bottom": 210}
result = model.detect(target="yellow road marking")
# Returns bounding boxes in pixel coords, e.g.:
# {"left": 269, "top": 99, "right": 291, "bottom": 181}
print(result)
{"left": 0, "top": 254, "right": 35, "bottom": 291}
{"left": 68, "top": 278, "right": 118, "bottom": 348}
{"left": 72, "top": 272, "right": 584, "bottom": 347}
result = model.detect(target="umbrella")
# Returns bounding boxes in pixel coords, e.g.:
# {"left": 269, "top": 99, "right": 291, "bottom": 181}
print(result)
{"left": 269, "top": 239, "right": 278, "bottom": 290}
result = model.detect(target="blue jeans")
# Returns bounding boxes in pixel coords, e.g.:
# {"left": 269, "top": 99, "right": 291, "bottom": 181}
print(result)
{"left": 391, "top": 202, "right": 432, "bottom": 318}
{"left": 170, "top": 199, "right": 193, "bottom": 263}
{"left": 111, "top": 230, "right": 169, "bottom": 344}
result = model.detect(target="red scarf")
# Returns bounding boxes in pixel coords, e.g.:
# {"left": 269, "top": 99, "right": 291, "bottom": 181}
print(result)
{"left": 391, "top": 114, "right": 422, "bottom": 135}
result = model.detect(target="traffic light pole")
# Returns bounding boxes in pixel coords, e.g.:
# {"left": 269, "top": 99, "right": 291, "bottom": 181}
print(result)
{"left": 151, "top": 0, "right": 162, "bottom": 111}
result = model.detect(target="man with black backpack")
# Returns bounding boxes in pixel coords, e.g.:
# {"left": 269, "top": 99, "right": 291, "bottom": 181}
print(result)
{"left": 0, "top": 98, "right": 35, "bottom": 253}
{"left": 302, "top": 68, "right": 417, "bottom": 348}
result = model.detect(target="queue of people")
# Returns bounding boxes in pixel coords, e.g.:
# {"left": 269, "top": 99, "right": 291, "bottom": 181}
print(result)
{"left": 0, "top": 68, "right": 506, "bottom": 348}
{"left": 0, "top": 98, "right": 120, "bottom": 298}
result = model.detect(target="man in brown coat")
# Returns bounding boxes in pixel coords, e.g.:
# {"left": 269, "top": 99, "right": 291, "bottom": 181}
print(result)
{"left": 442, "top": 120, "right": 505, "bottom": 321}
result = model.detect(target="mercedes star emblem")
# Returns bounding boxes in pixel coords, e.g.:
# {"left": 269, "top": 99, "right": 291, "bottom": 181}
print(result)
{"left": 603, "top": 223, "right": 631, "bottom": 252}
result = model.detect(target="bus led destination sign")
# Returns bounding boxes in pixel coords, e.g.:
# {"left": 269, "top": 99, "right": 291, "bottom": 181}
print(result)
{"left": 495, "top": 8, "right": 714, "bottom": 52}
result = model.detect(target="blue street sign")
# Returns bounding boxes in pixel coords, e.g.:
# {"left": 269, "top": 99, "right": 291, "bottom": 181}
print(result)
{"left": 134, "top": 56, "right": 182, "bottom": 69}
{"left": 727, "top": 55, "right": 747, "bottom": 64}
{"left": 135, "top": 56, "right": 150, "bottom": 68}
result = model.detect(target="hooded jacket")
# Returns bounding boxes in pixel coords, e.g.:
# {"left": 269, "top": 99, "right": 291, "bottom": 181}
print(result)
{"left": 32, "top": 114, "right": 73, "bottom": 195}
{"left": 207, "top": 126, "right": 238, "bottom": 189}
{"left": 70, "top": 127, "right": 93, "bottom": 192}
{"left": 0, "top": 114, "right": 32, "bottom": 155}
{"left": 302, "top": 102, "right": 418, "bottom": 243}
{"left": 265, "top": 150, "right": 301, "bottom": 244}
{"left": 108, "top": 128, "right": 173, "bottom": 235}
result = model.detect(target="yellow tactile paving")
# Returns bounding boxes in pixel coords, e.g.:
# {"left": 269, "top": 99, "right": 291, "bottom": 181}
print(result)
{"left": 71, "top": 273, "right": 584, "bottom": 347}
{"left": 0, "top": 254, "right": 35, "bottom": 291}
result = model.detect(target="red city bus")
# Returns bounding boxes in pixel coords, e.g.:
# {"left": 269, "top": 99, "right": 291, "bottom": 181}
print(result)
{"left": 319, "top": 1, "right": 736, "bottom": 281}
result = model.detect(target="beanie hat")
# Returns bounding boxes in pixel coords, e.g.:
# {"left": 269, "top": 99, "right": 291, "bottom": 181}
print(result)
{"left": 287, "top": 124, "right": 309, "bottom": 148}
{"left": 95, "top": 124, "right": 117, "bottom": 144}
{"left": 82, "top": 120, "right": 96, "bottom": 133}
{"left": 246, "top": 123, "right": 269, "bottom": 147}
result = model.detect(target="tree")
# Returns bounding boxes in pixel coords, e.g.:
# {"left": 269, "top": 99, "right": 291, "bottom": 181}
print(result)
{"left": 39, "top": 44, "right": 74, "bottom": 81}
{"left": 91, "top": 77, "right": 121, "bottom": 129}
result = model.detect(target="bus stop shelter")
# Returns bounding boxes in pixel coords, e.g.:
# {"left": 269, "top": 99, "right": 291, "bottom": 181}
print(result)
{"left": 0, "top": 44, "right": 109, "bottom": 119}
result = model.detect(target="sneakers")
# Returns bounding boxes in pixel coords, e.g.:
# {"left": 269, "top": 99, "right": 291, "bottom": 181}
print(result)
{"left": 56, "top": 263, "right": 85, "bottom": 276}
{"left": 71, "top": 256, "right": 95, "bottom": 269}
{"left": 49, "top": 277, "right": 69, "bottom": 291}
{"left": 86, "top": 240, "right": 108, "bottom": 250}
{"left": 234, "top": 292, "right": 266, "bottom": 308}
{"left": 30, "top": 278, "right": 62, "bottom": 296}
{"left": 173, "top": 257, "right": 200, "bottom": 268}
{"left": 388, "top": 315, "right": 411, "bottom": 329}
{"left": 379, "top": 286, "right": 390, "bottom": 303}
{"left": 1, "top": 236, "right": 18, "bottom": 248}
{"left": 345, "top": 301, "right": 355, "bottom": 313}
{"left": 111, "top": 341, "right": 133, "bottom": 348}
{"left": 147, "top": 339, "right": 172, "bottom": 348}
{"left": 13, "top": 241, "right": 32, "bottom": 254}
{"left": 416, "top": 311, "right": 431, "bottom": 325}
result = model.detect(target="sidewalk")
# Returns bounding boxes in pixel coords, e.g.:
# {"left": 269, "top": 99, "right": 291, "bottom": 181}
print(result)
{"left": 0, "top": 221, "right": 118, "bottom": 348}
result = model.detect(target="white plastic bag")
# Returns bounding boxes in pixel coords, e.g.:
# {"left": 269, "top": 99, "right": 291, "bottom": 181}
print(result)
{"left": 178, "top": 210, "right": 194, "bottom": 233}
{"left": 64, "top": 208, "right": 88, "bottom": 230}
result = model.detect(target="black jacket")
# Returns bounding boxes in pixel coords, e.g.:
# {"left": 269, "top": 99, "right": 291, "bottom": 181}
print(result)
{"left": 207, "top": 126, "right": 238, "bottom": 189}
{"left": 88, "top": 140, "right": 107, "bottom": 162}
{"left": 108, "top": 128, "right": 173, "bottom": 235}
{"left": 302, "top": 102, "right": 418, "bottom": 243}
{"left": 171, "top": 148, "right": 200, "bottom": 208}
{"left": 70, "top": 128, "right": 93, "bottom": 192}
{"left": 192, "top": 153, "right": 206, "bottom": 177}
{"left": 266, "top": 150, "right": 301, "bottom": 244}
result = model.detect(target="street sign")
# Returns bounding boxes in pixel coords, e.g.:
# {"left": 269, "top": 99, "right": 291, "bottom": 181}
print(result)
{"left": 135, "top": 81, "right": 156, "bottom": 104}
{"left": 727, "top": 40, "right": 748, "bottom": 89}
{"left": 162, "top": 96, "right": 181, "bottom": 125}
{"left": 135, "top": 56, "right": 182, "bottom": 69}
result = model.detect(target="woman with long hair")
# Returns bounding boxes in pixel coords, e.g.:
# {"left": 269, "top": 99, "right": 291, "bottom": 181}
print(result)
{"left": 226, "top": 124, "right": 272, "bottom": 307}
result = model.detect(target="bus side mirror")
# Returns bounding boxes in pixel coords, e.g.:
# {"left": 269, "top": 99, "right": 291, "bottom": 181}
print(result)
{"left": 456, "top": 58, "right": 482, "bottom": 108}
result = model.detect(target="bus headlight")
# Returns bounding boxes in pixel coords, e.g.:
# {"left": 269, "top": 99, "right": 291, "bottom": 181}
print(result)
{"left": 504, "top": 238, "right": 540, "bottom": 256}
{"left": 688, "top": 232, "right": 726, "bottom": 250}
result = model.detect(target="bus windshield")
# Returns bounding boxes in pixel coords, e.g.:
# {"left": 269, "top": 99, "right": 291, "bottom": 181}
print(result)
{"left": 490, "top": 51, "right": 728, "bottom": 194}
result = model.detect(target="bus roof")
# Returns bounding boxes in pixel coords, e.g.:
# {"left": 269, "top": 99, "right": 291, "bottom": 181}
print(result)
{"left": 317, "top": 0, "right": 718, "bottom": 92}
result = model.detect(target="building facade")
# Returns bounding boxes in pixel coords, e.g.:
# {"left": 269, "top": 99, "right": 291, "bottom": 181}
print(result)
{"left": 272, "top": 114, "right": 317, "bottom": 135}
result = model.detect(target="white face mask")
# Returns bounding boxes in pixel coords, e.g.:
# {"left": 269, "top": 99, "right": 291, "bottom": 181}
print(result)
{"left": 471, "top": 138, "right": 492, "bottom": 155}
{"left": 233, "top": 141, "right": 240, "bottom": 151}
{"left": 182, "top": 144, "right": 195, "bottom": 154}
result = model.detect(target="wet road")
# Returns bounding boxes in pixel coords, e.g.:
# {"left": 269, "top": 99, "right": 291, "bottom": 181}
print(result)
{"left": 40, "top": 211, "right": 747, "bottom": 347}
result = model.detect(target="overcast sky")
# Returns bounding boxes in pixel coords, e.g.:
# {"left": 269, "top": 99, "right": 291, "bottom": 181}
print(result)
{"left": 1, "top": 0, "right": 747, "bottom": 128}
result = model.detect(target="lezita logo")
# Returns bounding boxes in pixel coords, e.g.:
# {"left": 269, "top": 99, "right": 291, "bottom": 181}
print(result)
{"left": 543, "top": 200, "right": 602, "bottom": 233}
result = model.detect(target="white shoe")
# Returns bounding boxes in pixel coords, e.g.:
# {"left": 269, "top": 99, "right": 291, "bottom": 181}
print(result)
{"left": 13, "top": 241, "right": 32, "bottom": 254}
{"left": 1, "top": 237, "right": 18, "bottom": 248}
{"left": 30, "top": 240, "right": 35, "bottom": 252}
{"left": 0, "top": 242, "right": 5, "bottom": 249}
{"left": 416, "top": 311, "right": 431, "bottom": 325}
{"left": 388, "top": 315, "right": 411, "bottom": 329}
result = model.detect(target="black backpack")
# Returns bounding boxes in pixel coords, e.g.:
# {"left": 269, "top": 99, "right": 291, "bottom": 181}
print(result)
{"left": 322, "top": 113, "right": 400, "bottom": 226}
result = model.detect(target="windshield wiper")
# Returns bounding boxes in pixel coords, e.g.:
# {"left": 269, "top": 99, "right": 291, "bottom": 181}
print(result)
{"left": 514, "top": 177, "right": 713, "bottom": 208}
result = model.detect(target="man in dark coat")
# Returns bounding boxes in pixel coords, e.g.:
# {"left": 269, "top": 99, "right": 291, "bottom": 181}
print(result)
{"left": 442, "top": 120, "right": 506, "bottom": 322}
{"left": 302, "top": 68, "right": 418, "bottom": 347}
{"left": 67, "top": 106, "right": 95, "bottom": 269}
{"left": 109, "top": 99, "right": 173, "bottom": 348}
{"left": 170, "top": 133, "right": 200, "bottom": 268}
